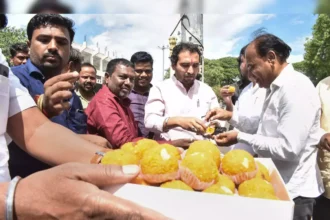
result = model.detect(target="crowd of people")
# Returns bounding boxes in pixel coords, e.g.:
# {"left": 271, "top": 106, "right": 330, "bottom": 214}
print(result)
{"left": 0, "top": 12, "right": 329, "bottom": 220}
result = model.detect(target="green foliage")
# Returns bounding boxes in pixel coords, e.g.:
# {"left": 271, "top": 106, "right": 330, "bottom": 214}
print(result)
{"left": 204, "top": 57, "right": 240, "bottom": 88}
{"left": 315, "top": 0, "right": 330, "bottom": 13}
{"left": 0, "top": 26, "right": 27, "bottom": 64}
{"left": 303, "top": 14, "right": 330, "bottom": 84}
{"left": 163, "top": 68, "right": 170, "bottom": 80}
{"left": 204, "top": 57, "right": 240, "bottom": 101}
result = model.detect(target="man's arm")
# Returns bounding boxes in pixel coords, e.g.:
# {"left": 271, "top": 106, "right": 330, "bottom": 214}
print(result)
{"left": 144, "top": 85, "right": 167, "bottom": 133}
{"left": 237, "top": 86, "right": 322, "bottom": 161}
{"left": 7, "top": 107, "right": 103, "bottom": 166}
{"left": 88, "top": 101, "right": 138, "bottom": 149}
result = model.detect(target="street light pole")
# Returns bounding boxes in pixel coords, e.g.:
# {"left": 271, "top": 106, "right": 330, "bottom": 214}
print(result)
{"left": 158, "top": 45, "right": 169, "bottom": 80}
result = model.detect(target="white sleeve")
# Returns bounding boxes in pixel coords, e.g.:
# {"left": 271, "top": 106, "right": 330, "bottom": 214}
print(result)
{"left": 0, "top": 50, "right": 36, "bottom": 117}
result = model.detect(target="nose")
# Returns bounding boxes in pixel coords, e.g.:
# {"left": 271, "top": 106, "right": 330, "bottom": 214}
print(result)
{"left": 86, "top": 77, "right": 91, "bottom": 82}
{"left": 140, "top": 71, "right": 147, "bottom": 77}
{"left": 187, "top": 65, "right": 194, "bottom": 74}
{"left": 48, "top": 39, "right": 58, "bottom": 51}
{"left": 22, "top": 59, "right": 27, "bottom": 64}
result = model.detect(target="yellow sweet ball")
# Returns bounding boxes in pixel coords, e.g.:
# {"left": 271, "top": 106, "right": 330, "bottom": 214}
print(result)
{"left": 159, "top": 144, "right": 181, "bottom": 160}
{"left": 120, "top": 142, "right": 136, "bottom": 153}
{"left": 181, "top": 152, "right": 219, "bottom": 183}
{"left": 101, "top": 149, "right": 139, "bottom": 165}
{"left": 140, "top": 146, "right": 179, "bottom": 175}
{"left": 186, "top": 140, "right": 221, "bottom": 168}
{"left": 255, "top": 161, "right": 271, "bottom": 182}
{"left": 203, "top": 184, "right": 234, "bottom": 195}
{"left": 160, "top": 180, "right": 193, "bottom": 191}
{"left": 228, "top": 86, "right": 236, "bottom": 93}
{"left": 238, "top": 178, "right": 276, "bottom": 197}
{"left": 221, "top": 149, "right": 256, "bottom": 175}
{"left": 133, "top": 138, "right": 159, "bottom": 160}
{"left": 215, "top": 174, "right": 236, "bottom": 193}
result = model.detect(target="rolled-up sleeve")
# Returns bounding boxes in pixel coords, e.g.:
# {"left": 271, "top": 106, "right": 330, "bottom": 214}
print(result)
{"left": 144, "top": 85, "right": 166, "bottom": 133}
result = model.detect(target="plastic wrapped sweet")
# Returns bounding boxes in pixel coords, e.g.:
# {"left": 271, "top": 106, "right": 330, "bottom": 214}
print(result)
{"left": 255, "top": 161, "right": 271, "bottom": 182}
{"left": 238, "top": 178, "right": 276, "bottom": 197}
{"left": 160, "top": 180, "right": 193, "bottom": 191}
{"left": 130, "top": 175, "right": 150, "bottom": 186}
{"left": 203, "top": 184, "right": 234, "bottom": 195}
{"left": 186, "top": 140, "right": 221, "bottom": 168}
{"left": 100, "top": 149, "right": 139, "bottom": 165}
{"left": 215, "top": 174, "right": 236, "bottom": 193}
{"left": 180, "top": 152, "right": 218, "bottom": 190}
{"left": 140, "top": 146, "right": 179, "bottom": 184}
{"left": 220, "top": 149, "right": 257, "bottom": 185}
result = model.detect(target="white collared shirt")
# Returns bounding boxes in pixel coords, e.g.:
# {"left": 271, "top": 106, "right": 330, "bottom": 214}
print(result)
{"left": 144, "top": 75, "right": 219, "bottom": 140}
{"left": 229, "top": 82, "right": 266, "bottom": 155}
{"left": 237, "top": 64, "right": 324, "bottom": 199}
{"left": 0, "top": 49, "right": 35, "bottom": 182}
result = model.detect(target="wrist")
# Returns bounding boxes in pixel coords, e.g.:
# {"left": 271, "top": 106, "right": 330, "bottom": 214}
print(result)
{"left": 225, "top": 111, "right": 233, "bottom": 120}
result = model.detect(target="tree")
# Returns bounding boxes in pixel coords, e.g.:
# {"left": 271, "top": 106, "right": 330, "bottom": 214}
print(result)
{"left": 304, "top": 14, "right": 330, "bottom": 84}
{"left": 204, "top": 57, "right": 240, "bottom": 101}
{"left": 315, "top": 0, "right": 330, "bottom": 13}
{"left": 163, "top": 68, "right": 170, "bottom": 80}
{"left": 0, "top": 26, "right": 27, "bottom": 64}
{"left": 292, "top": 61, "right": 307, "bottom": 75}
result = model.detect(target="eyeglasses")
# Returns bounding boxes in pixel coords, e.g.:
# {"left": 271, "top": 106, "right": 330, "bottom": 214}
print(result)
{"left": 135, "top": 69, "right": 153, "bottom": 74}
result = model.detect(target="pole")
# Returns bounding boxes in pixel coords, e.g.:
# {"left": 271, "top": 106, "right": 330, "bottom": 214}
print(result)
{"left": 158, "top": 45, "right": 169, "bottom": 80}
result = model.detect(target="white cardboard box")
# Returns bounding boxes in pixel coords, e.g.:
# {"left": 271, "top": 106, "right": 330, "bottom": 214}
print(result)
{"left": 106, "top": 158, "right": 294, "bottom": 220}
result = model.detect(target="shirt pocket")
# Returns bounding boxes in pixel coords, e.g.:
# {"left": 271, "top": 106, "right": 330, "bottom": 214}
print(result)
{"left": 196, "top": 99, "right": 211, "bottom": 118}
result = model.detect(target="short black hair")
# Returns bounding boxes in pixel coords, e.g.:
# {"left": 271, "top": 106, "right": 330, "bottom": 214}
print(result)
{"left": 10, "top": 43, "right": 29, "bottom": 58}
{"left": 252, "top": 33, "right": 291, "bottom": 63}
{"left": 237, "top": 44, "right": 248, "bottom": 67}
{"left": 27, "top": 14, "right": 75, "bottom": 43}
{"left": 0, "top": 14, "right": 7, "bottom": 29}
{"left": 27, "top": 0, "right": 73, "bottom": 13}
{"left": 0, "top": 0, "right": 6, "bottom": 13}
{"left": 69, "top": 48, "right": 82, "bottom": 65}
{"left": 130, "top": 51, "right": 153, "bottom": 66}
{"left": 81, "top": 62, "right": 97, "bottom": 73}
{"left": 106, "top": 58, "right": 134, "bottom": 76}
{"left": 170, "top": 42, "right": 201, "bottom": 66}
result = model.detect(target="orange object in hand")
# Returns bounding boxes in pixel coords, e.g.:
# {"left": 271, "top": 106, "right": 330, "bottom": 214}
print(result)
{"left": 228, "top": 86, "right": 236, "bottom": 93}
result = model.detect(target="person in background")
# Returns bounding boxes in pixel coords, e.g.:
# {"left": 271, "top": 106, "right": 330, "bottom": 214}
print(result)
{"left": 144, "top": 42, "right": 220, "bottom": 148}
{"left": 27, "top": 0, "right": 73, "bottom": 14}
{"left": 229, "top": 45, "right": 251, "bottom": 105}
{"left": 0, "top": 13, "right": 169, "bottom": 220}
{"left": 207, "top": 33, "right": 324, "bottom": 220}
{"left": 313, "top": 76, "right": 330, "bottom": 220}
{"left": 129, "top": 51, "right": 154, "bottom": 138}
{"left": 9, "top": 43, "right": 29, "bottom": 66}
{"left": 8, "top": 14, "right": 109, "bottom": 178}
{"left": 76, "top": 62, "right": 97, "bottom": 110}
{"left": 218, "top": 45, "right": 266, "bottom": 155}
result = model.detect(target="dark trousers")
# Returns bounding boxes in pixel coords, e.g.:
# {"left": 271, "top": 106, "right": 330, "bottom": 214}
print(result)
{"left": 293, "top": 196, "right": 315, "bottom": 220}
{"left": 313, "top": 195, "right": 330, "bottom": 220}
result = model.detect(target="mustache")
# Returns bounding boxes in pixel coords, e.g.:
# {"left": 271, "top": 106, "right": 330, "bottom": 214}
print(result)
{"left": 43, "top": 52, "right": 61, "bottom": 60}
{"left": 83, "top": 82, "right": 94, "bottom": 87}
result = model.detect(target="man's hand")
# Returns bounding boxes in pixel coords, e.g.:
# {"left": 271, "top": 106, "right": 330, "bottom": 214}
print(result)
{"left": 14, "top": 163, "right": 170, "bottom": 220}
{"left": 80, "top": 134, "right": 112, "bottom": 149}
{"left": 319, "top": 133, "right": 330, "bottom": 152}
{"left": 205, "top": 108, "right": 233, "bottom": 122}
{"left": 219, "top": 86, "right": 234, "bottom": 111}
{"left": 171, "top": 138, "right": 195, "bottom": 149}
{"left": 43, "top": 72, "right": 79, "bottom": 117}
{"left": 213, "top": 130, "right": 238, "bottom": 146}
{"left": 174, "top": 117, "right": 207, "bottom": 134}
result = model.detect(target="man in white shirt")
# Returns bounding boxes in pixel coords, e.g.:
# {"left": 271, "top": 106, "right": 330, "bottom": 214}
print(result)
{"left": 206, "top": 33, "right": 324, "bottom": 220}
{"left": 0, "top": 13, "right": 167, "bottom": 219}
{"left": 219, "top": 45, "right": 266, "bottom": 155}
{"left": 144, "top": 42, "right": 219, "bottom": 147}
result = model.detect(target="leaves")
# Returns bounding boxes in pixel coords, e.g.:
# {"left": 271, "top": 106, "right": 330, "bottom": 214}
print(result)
{"left": 0, "top": 26, "right": 28, "bottom": 64}
{"left": 303, "top": 14, "right": 330, "bottom": 85}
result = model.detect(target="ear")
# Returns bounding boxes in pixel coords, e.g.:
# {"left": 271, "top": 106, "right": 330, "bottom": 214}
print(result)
{"left": 267, "top": 50, "right": 276, "bottom": 64}
{"left": 104, "top": 72, "right": 110, "bottom": 84}
{"left": 27, "top": 40, "right": 31, "bottom": 48}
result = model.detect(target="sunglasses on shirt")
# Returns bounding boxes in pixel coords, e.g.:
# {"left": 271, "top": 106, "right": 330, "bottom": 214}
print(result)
{"left": 135, "top": 69, "right": 153, "bottom": 74}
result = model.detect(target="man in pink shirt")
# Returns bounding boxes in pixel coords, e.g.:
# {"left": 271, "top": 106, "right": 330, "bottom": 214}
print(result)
{"left": 144, "top": 42, "right": 219, "bottom": 146}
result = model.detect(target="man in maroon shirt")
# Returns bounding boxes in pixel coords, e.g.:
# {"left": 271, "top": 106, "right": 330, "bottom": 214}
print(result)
{"left": 85, "top": 58, "right": 139, "bottom": 148}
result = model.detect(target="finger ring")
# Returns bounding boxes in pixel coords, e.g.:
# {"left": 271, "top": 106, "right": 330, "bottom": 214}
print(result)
{"left": 191, "top": 127, "right": 197, "bottom": 132}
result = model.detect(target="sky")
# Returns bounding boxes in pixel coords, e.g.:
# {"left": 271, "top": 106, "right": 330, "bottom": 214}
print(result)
{"left": 6, "top": 0, "right": 318, "bottom": 82}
